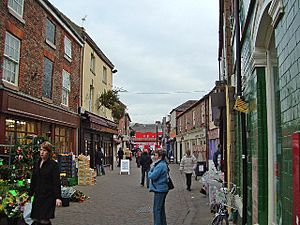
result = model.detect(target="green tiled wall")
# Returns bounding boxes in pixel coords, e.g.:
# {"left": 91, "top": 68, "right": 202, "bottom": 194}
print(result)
{"left": 274, "top": 0, "right": 300, "bottom": 223}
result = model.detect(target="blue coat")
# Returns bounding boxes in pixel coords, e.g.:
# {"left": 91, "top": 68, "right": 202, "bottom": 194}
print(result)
{"left": 148, "top": 159, "right": 169, "bottom": 193}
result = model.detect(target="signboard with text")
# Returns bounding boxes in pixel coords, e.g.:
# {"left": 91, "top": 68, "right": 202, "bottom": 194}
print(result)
{"left": 120, "top": 159, "right": 130, "bottom": 175}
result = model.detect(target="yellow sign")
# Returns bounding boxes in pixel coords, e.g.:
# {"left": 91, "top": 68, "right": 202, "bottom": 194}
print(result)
{"left": 234, "top": 98, "right": 248, "bottom": 113}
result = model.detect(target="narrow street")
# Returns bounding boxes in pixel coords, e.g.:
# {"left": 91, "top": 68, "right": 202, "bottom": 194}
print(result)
{"left": 52, "top": 160, "right": 212, "bottom": 225}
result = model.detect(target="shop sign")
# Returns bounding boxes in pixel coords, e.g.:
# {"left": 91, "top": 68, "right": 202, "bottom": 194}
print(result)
{"left": 234, "top": 97, "right": 248, "bottom": 113}
{"left": 120, "top": 159, "right": 130, "bottom": 175}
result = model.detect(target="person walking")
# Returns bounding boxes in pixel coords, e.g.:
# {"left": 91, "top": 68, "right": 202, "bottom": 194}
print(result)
{"left": 179, "top": 149, "right": 197, "bottom": 191}
{"left": 213, "top": 144, "right": 222, "bottom": 171}
{"left": 29, "top": 141, "right": 62, "bottom": 225}
{"left": 95, "top": 148, "right": 105, "bottom": 176}
{"left": 136, "top": 149, "right": 142, "bottom": 168}
{"left": 117, "top": 147, "right": 124, "bottom": 167}
{"left": 139, "top": 148, "right": 152, "bottom": 188}
{"left": 148, "top": 149, "right": 169, "bottom": 225}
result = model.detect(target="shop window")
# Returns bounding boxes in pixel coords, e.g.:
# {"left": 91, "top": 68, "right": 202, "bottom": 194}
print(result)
{"left": 3, "top": 119, "right": 37, "bottom": 153}
{"left": 3, "top": 32, "right": 20, "bottom": 86}
{"left": 42, "top": 57, "right": 53, "bottom": 98}
{"left": 54, "top": 126, "right": 72, "bottom": 154}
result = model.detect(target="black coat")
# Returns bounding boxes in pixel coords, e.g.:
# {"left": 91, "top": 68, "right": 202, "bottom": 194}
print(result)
{"left": 139, "top": 152, "right": 152, "bottom": 170}
{"left": 30, "top": 158, "right": 61, "bottom": 220}
{"left": 117, "top": 149, "right": 124, "bottom": 158}
{"left": 95, "top": 150, "right": 104, "bottom": 165}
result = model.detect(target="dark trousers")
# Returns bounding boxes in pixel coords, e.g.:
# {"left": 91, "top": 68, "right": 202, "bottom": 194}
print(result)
{"left": 141, "top": 167, "right": 149, "bottom": 187}
{"left": 185, "top": 173, "right": 192, "bottom": 189}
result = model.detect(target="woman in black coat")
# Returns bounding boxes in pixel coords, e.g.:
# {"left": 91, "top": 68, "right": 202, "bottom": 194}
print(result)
{"left": 30, "top": 141, "right": 62, "bottom": 225}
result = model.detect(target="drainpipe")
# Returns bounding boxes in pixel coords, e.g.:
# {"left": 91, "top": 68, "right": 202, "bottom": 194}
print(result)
{"left": 235, "top": 0, "right": 247, "bottom": 224}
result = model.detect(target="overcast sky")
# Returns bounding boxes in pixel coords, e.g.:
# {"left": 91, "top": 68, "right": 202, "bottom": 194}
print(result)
{"left": 50, "top": 0, "right": 219, "bottom": 124}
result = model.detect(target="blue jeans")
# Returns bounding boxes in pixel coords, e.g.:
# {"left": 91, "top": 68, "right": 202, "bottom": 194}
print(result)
{"left": 96, "top": 164, "right": 105, "bottom": 176}
{"left": 153, "top": 192, "right": 168, "bottom": 225}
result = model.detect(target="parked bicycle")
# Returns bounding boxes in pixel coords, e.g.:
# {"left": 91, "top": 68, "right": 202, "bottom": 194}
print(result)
{"left": 211, "top": 179, "right": 237, "bottom": 225}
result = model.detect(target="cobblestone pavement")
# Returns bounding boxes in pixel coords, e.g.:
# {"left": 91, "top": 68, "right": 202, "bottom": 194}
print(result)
{"left": 52, "top": 160, "right": 212, "bottom": 225}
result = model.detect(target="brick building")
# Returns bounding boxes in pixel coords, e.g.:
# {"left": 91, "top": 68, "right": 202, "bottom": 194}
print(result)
{"left": 176, "top": 96, "right": 209, "bottom": 165}
{"left": 0, "top": 0, "right": 83, "bottom": 155}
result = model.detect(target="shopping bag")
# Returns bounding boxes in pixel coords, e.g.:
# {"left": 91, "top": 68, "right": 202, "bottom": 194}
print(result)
{"left": 23, "top": 202, "right": 33, "bottom": 225}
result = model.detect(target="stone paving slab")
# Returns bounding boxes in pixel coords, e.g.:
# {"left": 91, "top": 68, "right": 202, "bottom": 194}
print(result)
{"left": 52, "top": 160, "right": 213, "bottom": 225}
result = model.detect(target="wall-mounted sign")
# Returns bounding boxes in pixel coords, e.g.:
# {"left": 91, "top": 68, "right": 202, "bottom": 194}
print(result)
{"left": 234, "top": 97, "right": 248, "bottom": 113}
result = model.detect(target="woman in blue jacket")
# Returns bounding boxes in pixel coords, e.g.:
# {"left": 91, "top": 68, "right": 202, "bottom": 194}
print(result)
{"left": 148, "top": 149, "right": 169, "bottom": 225}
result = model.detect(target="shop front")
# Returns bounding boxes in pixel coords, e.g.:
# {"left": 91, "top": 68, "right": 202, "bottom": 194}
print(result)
{"left": 80, "top": 112, "right": 117, "bottom": 169}
{"left": 0, "top": 89, "right": 79, "bottom": 157}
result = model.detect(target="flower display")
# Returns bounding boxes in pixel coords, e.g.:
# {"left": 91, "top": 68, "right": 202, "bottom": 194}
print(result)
{"left": 1, "top": 191, "right": 29, "bottom": 218}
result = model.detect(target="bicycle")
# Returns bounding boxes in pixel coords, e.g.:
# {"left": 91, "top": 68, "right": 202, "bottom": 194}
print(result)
{"left": 210, "top": 179, "right": 237, "bottom": 225}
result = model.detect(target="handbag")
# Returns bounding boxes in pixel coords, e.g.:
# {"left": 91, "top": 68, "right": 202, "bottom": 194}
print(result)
{"left": 168, "top": 176, "right": 174, "bottom": 190}
{"left": 167, "top": 164, "right": 174, "bottom": 190}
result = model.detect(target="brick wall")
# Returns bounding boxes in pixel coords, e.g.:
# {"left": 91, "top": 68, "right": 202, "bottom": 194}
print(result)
{"left": 0, "top": 0, "right": 82, "bottom": 113}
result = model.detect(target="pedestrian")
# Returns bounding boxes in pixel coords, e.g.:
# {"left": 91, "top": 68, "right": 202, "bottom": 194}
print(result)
{"left": 139, "top": 148, "right": 152, "bottom": 188}
{"left": 213, "top": 144, "right": 221, "bottom": 171}
{"left": 29, "top": 141, "right": 62, "bottom": 225}
{"left": 95, "top": 148, "right": 105, "bottom": 176}
{"left": 148, "top": 149, "right": 169, "bottom": 225}
{"left": 179, "top": 149, "right": 197, "bottom": 191}
{"left": 100, "top": 147, "right": 105, "bottom": 175}
{"left": 117, "top": 147, "right": 124, "bottom": 167}
{"left": 136, "top": 148, "right": 142, "bottom": 168}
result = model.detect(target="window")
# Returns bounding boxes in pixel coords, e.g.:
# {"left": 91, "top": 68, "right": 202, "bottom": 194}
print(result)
{"left": 3, "top": 32, "right": 20, "bottom": 85}
{"left": 42, "top": 57, "right": 53, "bottom": 98}
{"left": 102, "top": 66, "right": 107, "bottom": 84}
{"left": 62, "top": 70, "right": 71, "bottom": 106}
{"left": 192, "top": 111, "right": 196, "bottom": 126}
{"left": 8, "top": 0, "right": 24, "bottom": 18}
{"left": 54, "top": 126, "right": 73, "bottom": 154}
{"left": 90, "top": 52, "right": 95, "bottom": 73}
{"left": 4, "top": 119, "right": 37, "bottom": 153}
{"left": 64, "top": 36, "right": 72, "bottom": 59}
{"left": 179, "top": 118, "right": 182, "bottom": 132}
{"left": 45, "top": 18, "right": 56, "bottom": 45}
{"left": 201, "top": 104, "right": 205, "bottom": 124}
{"left": 89, "top": 85, "right": 94, "bottom": 111}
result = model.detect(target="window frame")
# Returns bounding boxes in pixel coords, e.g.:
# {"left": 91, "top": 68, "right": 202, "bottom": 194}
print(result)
{"left": 62, "top": 70, "right": 71, "bottom": 106}
{"left": 3, "top": 32, "right": 21, "bottom": 86}
{"left": 89, "top": 85, "right": 94, "bottom": 111}
{"left": 54, "top": 126, "right": 73, "bottom": 154}
{"left": 90, "top": 52, "right": 95, "bottom": 73}
{"left": 102, "top": 66, "right": 107, "bottom": 84}
{"left": 42, "top": 57, "right": 54, "bottom": 99}
{"left": 45, "top": 18, "right": 56, "bottom": 46}
{"left": 64, "top": 36, "right": 72, "bottom": 59}
{"left": 8, "top": 0, "right": 24, "bottom": 18}
{"left": 192, "top": 111, "right": 196, "bottom": 126}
